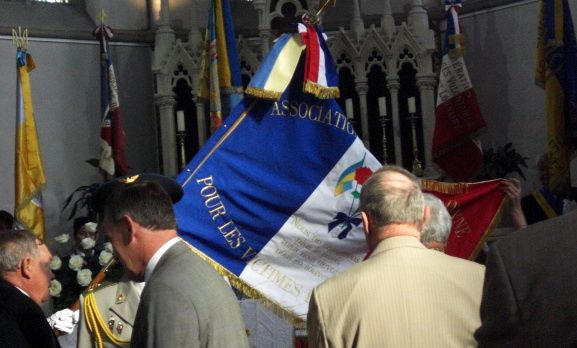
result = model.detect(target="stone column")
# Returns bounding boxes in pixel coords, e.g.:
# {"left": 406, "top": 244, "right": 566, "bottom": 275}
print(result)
{"left": 155, "top": 94, "right": 178, "bottom": 177}
{"left": 259, "top": 28, "right": 271, "bottom": 56}
{"left": 195, "top": 98, "right": 207, "bottom": 146}
{"left": 387, "top": 77, "right": 403, "bottom": 165}
{"left": 350, "top": 0, "right": 365, "bottom": 42}
{"left": 417, "top": 73, "right": 438, "bottom": 176}
{"left": 380, "top": 0, "right": 395, "bottom": 39}
{"left": 355, "top": 81, "right": 370, "bottom": 149}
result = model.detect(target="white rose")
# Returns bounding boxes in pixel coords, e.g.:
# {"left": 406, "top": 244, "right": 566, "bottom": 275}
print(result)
{"left": 84, "top": 222, "right": 98, "bottom": 233}
{"left": 49, "top": 256, "right": 62, "bottom": 270}
{"left": 68, "top": 254, "right": 84, "bottom": 271}
{"left": 54, "top": 234, "right": 70, "bottom": 244}
{"left": 80, "top": 237, "right": 96, "bottom": 250}
{"left": 49, "top": 279, "right": 62, "bottom": 297}
{"left": 98, "top": 250, "right": 113, "bottom": 266}
{"left": 77, "top": 269, "right": 93, "bottom": 287}
{"left": 103, "top": 242, "right": 113, "bottom": 253}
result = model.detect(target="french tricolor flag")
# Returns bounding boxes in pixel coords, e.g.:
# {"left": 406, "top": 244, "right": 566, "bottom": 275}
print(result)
{"left": 432, "top": 0, "right": 486, "bottom": 182}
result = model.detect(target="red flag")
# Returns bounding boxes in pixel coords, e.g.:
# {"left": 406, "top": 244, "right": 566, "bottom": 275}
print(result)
{"left": 423, "top": 179, "right": 506, "bottom": 260}
{"left": 432, "top": 2, "right": 486, "bottom": 181}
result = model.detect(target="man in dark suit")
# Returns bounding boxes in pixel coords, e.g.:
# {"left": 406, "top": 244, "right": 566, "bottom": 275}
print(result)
{"left": 475, "top": 210, "right": 577, "bottom": 346}
{"left": 0, "top": 229, "right": 61, "bottom": 348}
{"left": 99, "top": 174, "right": 248, "bottom": 348}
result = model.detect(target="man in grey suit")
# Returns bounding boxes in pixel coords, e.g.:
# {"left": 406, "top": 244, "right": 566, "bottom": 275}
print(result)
{"left": 100, "top": 174, "right": 248, "bottom": 348}
{"left": 307, "top": 166, "right": 485, "bottom": 347}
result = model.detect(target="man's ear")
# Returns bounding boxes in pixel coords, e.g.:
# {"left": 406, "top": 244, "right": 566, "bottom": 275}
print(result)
{"left": 119, "top": 215, "right": 137, "bottom": 245}
{"left": 21, "top": 257, "right": 33, "bottom": 279}
{"left": 361, "top": 211, "right": 371, "bottom": 238}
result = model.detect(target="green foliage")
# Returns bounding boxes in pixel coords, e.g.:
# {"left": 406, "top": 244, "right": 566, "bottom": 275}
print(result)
{"left": 477, "top": 142, "right": 528, "bottom": 180}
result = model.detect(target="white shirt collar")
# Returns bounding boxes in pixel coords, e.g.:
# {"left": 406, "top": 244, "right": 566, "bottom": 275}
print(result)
{"left": 144, "top": 237, "right": 180, "bottom": 282}
{"left": 15, "top": 285, "right": 30, "bottom": 298}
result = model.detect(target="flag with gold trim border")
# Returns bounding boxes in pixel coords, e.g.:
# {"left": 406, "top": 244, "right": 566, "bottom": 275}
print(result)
{"left": 14, "top": 48, "right": 46, "bottom": 239}
{"left": 176, "top": 24, "right": 379, "bottom": 323}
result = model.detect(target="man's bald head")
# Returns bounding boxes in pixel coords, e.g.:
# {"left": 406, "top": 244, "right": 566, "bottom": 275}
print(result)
{"left": 359, "top": 165, "right": 425, "bottom": 230}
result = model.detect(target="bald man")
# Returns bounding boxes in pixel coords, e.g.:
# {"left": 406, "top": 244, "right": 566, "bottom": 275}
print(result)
{"left": 307, "top": 165, "right": 485, "bottom": 348}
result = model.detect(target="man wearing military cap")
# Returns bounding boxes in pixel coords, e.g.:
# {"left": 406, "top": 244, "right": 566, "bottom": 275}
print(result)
{"left": 96, "top": 174, "right": 248, "bottom": 348}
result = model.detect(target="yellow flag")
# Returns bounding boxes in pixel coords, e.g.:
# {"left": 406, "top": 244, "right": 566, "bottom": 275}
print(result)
{"left": 15, "top": 49, "right": 46, "bottom": 239}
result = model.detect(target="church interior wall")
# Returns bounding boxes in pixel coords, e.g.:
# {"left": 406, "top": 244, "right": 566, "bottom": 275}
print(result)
{"left": 461, "top": 0, "right": 576, "bottom": 191}
{"left": 84, "top": 0, "right": 149, "bottom": 30}
{"left": 0, "top": 0, "right": 575, "bottom": 241}
{"left": 0, "top": 37, "right": 157, "bottom": 247}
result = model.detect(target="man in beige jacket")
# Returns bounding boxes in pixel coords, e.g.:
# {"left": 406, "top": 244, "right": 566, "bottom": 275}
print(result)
{"left": 307, "top": 166, "right": 485, "bottom": 347}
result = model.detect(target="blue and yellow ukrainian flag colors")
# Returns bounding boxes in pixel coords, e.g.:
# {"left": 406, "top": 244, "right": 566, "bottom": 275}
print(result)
{"left": 199, "top": 0, "right": 243, "bottom": 132}
{"left": 245, "top": 34, "right": 305, "bottom": 100}
{"left": 535, "top": 0, "right": 577, "bottom": 190}
{"left": 15, "top": 48, "right": 46, "bottom": 239}
{"left": 334, "top": 158, "right": 364, "bottom": 196}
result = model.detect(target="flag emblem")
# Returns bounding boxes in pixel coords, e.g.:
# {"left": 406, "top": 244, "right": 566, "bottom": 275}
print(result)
{"left": 329, "top": 156, "right": 373, "bottom": 240}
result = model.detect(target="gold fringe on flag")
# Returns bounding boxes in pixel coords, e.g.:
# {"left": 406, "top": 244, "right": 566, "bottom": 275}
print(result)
{"left": 244, "top": 87, "right": 283, "bottom": 101}
{"left": 303, "top": 81, "right": 340, "bottom": 99}
{"left": 420, "top": 179, "right": 469, "bottom": 195}
{"left": 468, "top": 198, "right": 507, "bottom": 260}
{"left": 182, "top": 240, "right": 306, "bottom": 326}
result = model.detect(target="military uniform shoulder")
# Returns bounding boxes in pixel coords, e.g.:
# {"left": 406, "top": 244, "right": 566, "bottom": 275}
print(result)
{"left": 83, "top": 281, "right": 120, "bottom": 297}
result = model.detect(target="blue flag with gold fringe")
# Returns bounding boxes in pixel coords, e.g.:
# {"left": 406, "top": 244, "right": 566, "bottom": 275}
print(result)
{"left": 175, "top": 27, "right": 380, "bottom": 322}
{"left": 535, "top": 0, "right": 577, "bottom": 189}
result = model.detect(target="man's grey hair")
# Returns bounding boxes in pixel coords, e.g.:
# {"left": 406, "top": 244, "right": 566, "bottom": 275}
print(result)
{"left": 0, "top": 229, "right": 40, "bottom": 278}
{"left": 359, "top": 165, "right": 425, "bottom": 228}
{"left": 421, "top": 193, "right": 452, "bottom": 244}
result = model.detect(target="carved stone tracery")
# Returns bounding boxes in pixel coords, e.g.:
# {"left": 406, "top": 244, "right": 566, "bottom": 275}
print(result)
{"left": 153, "top": 0, "right": 437, "bottom": 176}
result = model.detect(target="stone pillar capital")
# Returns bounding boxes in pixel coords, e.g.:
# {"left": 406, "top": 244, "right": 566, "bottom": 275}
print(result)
{"left": 416, "top": 74, "right": 437, "bottom": 90}
{"left": 154, "top": 94, "right": 176, "bottom": 109}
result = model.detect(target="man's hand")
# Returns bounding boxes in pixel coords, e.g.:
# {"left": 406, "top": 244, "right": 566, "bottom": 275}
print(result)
{"left": 501, "top": 178, "right": 527, "bottom": 230}
{"left": 47, "top": 308, "right": 79, "bottom": 335}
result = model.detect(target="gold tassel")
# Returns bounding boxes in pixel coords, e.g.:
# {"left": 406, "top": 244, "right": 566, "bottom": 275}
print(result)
{"left": 303, "top": 81, "right": 340, "bottom": 99}
{"left": 421, "top": 179, "right": 470, "bottom": 194}
{"left": 245, "top": 87, "right": 282, "bottom": 101}
{"left": 182, "top": 241, "right": 305, "bottom": 325}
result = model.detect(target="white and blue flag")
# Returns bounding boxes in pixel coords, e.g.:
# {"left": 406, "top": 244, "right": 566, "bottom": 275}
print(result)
{"left": 175, "top": 28, "right": 381, "bottom": 322}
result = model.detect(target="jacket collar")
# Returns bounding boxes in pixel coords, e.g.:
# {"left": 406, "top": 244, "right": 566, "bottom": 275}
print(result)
{"left": 369, "top": 235, "right": 426, "bottom": 259}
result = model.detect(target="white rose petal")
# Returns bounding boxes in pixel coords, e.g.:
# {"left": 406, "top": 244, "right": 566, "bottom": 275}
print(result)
{"left": 77, "top": 269, "right": 93, "bottom": 287}
{"left": 54, "top": 234, "right": 70, "bottom": 244}
{"left": 50, "top": 256, "right": 62, "bottom": 270}
{"left": 49, "top": 279, "right": 62, "bottom": 297}
{"left": 103, "top": 242, "right": 113, "bottom": 253}
{"left": 98, "top": 250, "right": 113, "bottom": 266}
{"left": 84, "top": 222, "right": 98, "bottom": 234}
{"left": 68, "top": 254, "right": 85, "bottom": 271}
{"left": 80, "top": 237, "right": 96, "bottom": 250}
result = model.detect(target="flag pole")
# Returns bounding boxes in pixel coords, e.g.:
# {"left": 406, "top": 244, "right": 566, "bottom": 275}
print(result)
{"left": 303, "top": 0, "right": 336, "bottom": 25}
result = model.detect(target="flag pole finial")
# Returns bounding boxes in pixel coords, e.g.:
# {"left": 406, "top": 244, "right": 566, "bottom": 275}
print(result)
{"left": 303, "top": 0, "right": 336, "bottom": 25}
{"left": 98, "top": 8, "right": 106, "bottom": 25}
{"left": 12, "top": 26, "right": 28, "bottom": 49}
